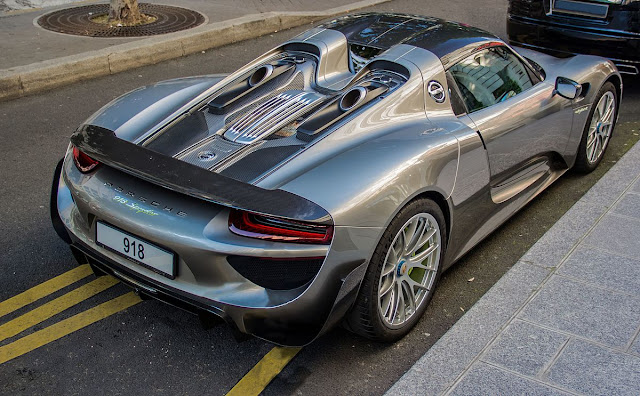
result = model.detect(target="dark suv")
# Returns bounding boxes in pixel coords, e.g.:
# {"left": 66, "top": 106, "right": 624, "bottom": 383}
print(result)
{"left": 507, "top": 0, "right": 640, "bottom": 75}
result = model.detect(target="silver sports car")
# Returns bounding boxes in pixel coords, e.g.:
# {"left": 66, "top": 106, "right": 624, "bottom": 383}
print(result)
{"left": 51, "top": 13, "right": 622, "bottom": 346}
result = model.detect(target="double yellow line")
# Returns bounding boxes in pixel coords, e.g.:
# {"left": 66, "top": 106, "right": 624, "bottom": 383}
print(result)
{"left": 0, "top": 264, "right": 301, "bottom": 395}
{"left": 0, "top": 264, "right": 141, "bottom": 364}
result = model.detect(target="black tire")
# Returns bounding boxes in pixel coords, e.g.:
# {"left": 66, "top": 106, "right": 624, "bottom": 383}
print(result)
{"left": 574, "top": 82, "right": 618, "bottom": 173}
{"left": 345, "top": 198, "right": 447, "bottom": 342}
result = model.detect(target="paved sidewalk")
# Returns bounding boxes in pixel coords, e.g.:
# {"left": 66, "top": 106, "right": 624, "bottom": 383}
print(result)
{"left": 388, "top": 126, "right": 640, "bottom": 395}
{"left": 0, "top": 0, "right": 389, "bottom": 100}
{"left": 0, "top": 0, "right": 362, "bottom": 70}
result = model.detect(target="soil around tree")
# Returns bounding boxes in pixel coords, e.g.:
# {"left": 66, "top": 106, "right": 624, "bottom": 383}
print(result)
{"left": 91, "top": 13, "right": 157, "bottom": 28}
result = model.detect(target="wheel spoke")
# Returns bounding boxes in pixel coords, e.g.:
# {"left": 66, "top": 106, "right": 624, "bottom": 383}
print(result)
{"left": 602, "top": 101, "right": 614, "bottom": 122}
{"left": 410, "top": 243, "right": 439, "bottom": 264}
{"left": 590, "top": 137, "right": 600, "bottom": 162}
{"left": 382, "top": 288, "right": 393, "bottom": 319}
{"left": 597, "top": 95, "right": 607, "bottom": 120}
{"left": 408, "top": 276, "right": 429, "bottom": 291}
{"left": 381, "top": 263, "right": 395, "bottom": 277}
{"left": 402, "top": 280, "right": 417, "bottom": 314}
{"left": 409, "top": 226, "right": 436, "bottom": 257}
{"left": 395, "top": 231, "right": 405, "bottom": 259}
{"left": 401, "top": 219, "right": 419, "bottom": 255}
{"left": 405, "top": 219, "right": 427, "bottom": 256}
{"left": 397, "top": 285, "right": 406, "bottom": 323}
{"left": 388, "top": 243, "right": 399, "bottom": 264}
{"left": 389, "top": 282, "right": 401, "bottom": 323}
{"left": 379, "top": 277, "right": 394, "bottom": 297}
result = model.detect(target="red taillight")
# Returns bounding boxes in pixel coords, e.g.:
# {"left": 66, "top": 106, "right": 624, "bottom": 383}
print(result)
{"left": 229, "top": 209, "right": 333, "bottom": 244}
{"left": 72, "top": 146, "right": 100, "bottom": 173}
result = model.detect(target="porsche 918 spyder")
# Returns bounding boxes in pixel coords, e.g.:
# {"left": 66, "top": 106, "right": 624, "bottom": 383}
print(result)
{"left": 51, "top": 13, "right": 622, "bottom": 346}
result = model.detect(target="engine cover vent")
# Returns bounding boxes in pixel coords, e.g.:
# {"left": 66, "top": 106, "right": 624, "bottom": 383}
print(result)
{"left": 223, "top": 91, "right": 323, "bottom": 144}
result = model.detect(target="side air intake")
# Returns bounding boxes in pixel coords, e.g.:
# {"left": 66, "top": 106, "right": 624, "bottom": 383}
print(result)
{"left": 223, "top": 91, "right": 323, "bottom": 144}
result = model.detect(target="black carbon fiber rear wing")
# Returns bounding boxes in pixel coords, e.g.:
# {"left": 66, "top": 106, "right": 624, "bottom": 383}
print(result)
{"left": 70, "top": 125, "right": 332, "bottom": 225}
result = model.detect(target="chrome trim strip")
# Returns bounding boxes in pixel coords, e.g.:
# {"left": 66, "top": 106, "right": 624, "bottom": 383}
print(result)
{"left": 224, "top": 91, "right": 323, "bottom": 144}
{"left": 511, "top": 40, "right": 640, "bottom": 64}
{"left": 511, "top": 14, "right": 640, "bottom": 37}
{"left": 614, "top": 64, "right": 639, "bottom": 75}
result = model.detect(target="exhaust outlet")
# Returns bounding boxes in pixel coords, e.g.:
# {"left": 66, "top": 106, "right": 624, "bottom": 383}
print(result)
{"left": 339, "top": 86, "right": 367, "bottom": 112}
{"left": 249, "top": 64, "right": 275, "bottom": 87}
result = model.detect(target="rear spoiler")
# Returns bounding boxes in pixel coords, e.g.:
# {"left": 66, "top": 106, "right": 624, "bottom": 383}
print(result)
{"left": 70, "top": 125, "right": 332, "bottom": 225}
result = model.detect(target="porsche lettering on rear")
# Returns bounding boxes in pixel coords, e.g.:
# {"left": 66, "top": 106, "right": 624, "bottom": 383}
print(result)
{"left": 104, "top": 182, "right": 187, "bottom": 217}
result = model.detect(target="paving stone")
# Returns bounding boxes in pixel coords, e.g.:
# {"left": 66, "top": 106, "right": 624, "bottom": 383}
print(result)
{"left": 612, "top": 192, "right": 640, "bottom": 220}
{"left": 581, "top": 167, "right": 639, "bottom": 210}
{"left": 558, "top": 245, "right": 640, "bottom": 296}
{"left": 520, "top": 276, "right": 640, "bottom": 348}
{"left": 387, "top": 262, "right": 549, "bottom": 396}
{"left": 450, "top": 362, "right": 570, "bottom": 396}
{"left": 580, "top": 141, "right": 640, "bottom": 208}
{"left": 547, "top": 339, "right": 640, "bottom": 396}
{"left": 631, "top": 334, "right": 640, "bottom": 356}
{"left": 583, "top": 213, "right": 640, "bottom": 259}
{"left": 482, "top": 321, "right": 568, "bottom": 377}
{"left": 520, "top": 201, "right": 606, "bottom": 269}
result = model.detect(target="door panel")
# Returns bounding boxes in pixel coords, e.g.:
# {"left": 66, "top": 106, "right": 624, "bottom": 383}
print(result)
{"left": 468, "top": 83, "right": 571, "bottom": 184}
{"left": 449, "top": 46, "right": 573, "bottom": 193}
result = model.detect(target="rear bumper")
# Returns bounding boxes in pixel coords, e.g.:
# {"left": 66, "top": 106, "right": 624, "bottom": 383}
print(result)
{"left": 50, "top": 157, "right": 372, "bottom": 346}
{"left": 507, "top": 15, "right": 640, "bottom": 74}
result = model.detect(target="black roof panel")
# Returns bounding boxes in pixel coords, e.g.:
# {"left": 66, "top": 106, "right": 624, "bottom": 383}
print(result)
{"left": 321, "top": 13, "right": 500, "bottom": 64}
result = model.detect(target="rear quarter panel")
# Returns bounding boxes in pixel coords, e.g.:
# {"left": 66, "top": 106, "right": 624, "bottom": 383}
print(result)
{"left": 83, "top": 75, "right": 226, "bottom": 142}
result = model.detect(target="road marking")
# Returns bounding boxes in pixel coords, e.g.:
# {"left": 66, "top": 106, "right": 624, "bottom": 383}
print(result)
{"left": 0, "top": 276, "right": 119, "bottom": 342}
{"left": 0, "top": 292, "right": 142, "bottom": 364}
{"left": 0, "top": 265, "right": 94, "bottom": 319}
{"left": 226, "top": 346, "right": 301, "bottom": 396}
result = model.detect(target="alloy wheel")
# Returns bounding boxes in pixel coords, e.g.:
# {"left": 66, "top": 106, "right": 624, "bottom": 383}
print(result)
{"left": 586, "top": 91, "right": 615, "bottom": 164}
{"left": 377, "top": 213, "right": 441, "bottom": 328}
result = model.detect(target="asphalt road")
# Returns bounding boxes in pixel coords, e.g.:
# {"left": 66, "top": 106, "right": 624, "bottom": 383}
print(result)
{"left": 1, "top": 0, "right": 640, "bottom": 394}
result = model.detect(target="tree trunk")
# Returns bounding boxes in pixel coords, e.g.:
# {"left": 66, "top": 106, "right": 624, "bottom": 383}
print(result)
{"left": 108, "top": 0, "right": 144, "bottom": 25}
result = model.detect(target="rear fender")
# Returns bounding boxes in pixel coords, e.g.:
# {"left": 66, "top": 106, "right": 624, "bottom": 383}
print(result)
{"left": 83, "top": 75, "right": 226, "bottom": 142}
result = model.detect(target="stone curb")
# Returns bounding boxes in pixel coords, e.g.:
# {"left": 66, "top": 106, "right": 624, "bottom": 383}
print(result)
{"left": 386, "top": 128, "right": 640, "bottom": 395}
{"left": 0, "top": 0, "right": 390, "bottom": 102}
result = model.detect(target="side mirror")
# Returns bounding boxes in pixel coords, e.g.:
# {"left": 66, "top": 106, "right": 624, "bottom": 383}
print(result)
{"left": 555, "top": 77, "right": 582, "bottom": 100}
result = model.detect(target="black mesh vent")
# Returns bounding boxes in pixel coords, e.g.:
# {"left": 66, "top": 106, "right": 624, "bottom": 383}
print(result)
{"left": 509, "top": 0, "right": 545, "bottom": 16}
{"left": 219, "top": 145, "right": 301, "bottom": 182}
{"left": 227, "top": 255, "right": 324, "bottom": 290}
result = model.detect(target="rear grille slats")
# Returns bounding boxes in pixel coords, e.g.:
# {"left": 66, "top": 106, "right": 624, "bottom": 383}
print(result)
{"left": 237, "top": 94, "right": 296, "bottom": 139}
{"left": 224, "top": 91, "right": 323, "bottom": 144}
{"left": 244, "top": 96, "right": 308, "bottom": 138}
{"left": 231, "top": 95, "right": 285, "bottom": 133}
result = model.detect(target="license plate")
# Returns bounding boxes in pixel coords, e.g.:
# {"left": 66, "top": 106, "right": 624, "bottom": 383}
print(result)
{"left": 96, "top": 222, "right": 176, "bottom": 278}
{"left": 551, "top": 0, "right": 608, "bottom": 18}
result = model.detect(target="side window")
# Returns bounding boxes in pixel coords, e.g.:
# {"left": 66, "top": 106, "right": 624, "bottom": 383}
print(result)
{"left": 449, "top": 46, "right": 533, "bottom": 113}
{"left": 446, "top": 72, "right": 467, "bottom": 116}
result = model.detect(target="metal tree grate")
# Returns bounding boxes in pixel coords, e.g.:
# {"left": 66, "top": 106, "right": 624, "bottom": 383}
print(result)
{"left": 37, "top": 4, "right": 205, "bottom": 37}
